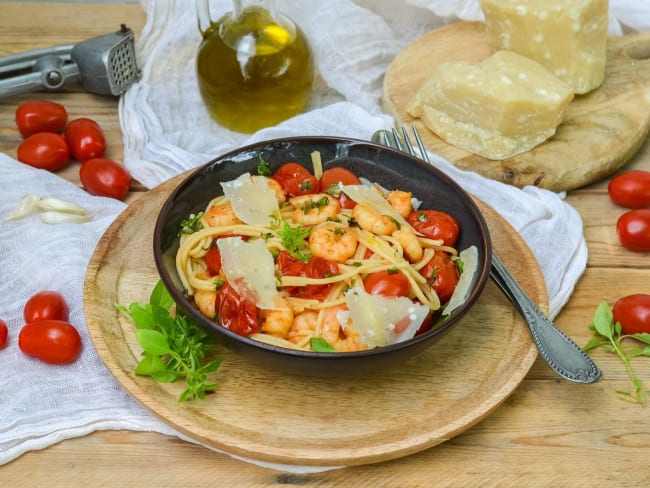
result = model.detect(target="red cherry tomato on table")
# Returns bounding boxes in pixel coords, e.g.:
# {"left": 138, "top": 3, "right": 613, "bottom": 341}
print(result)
{"left": 608, "top": 171, "right": 650, "bottom": 209}
{"left": 364, "top": 270, "right": 411, "bottom": 297}
{"left": 420, "top": 251, "right": 460, "bottom": 303}
{"left": 65, "top": 117, "right": 106, "bottom": 161}
{"left": 79, "top": 158, "right": 132, "bottom": 200}
{"left": 616, "top": 209, "right": 650, "bottom": 252}
{"left": 15, "top": 100, "right": 68, "bottom": 137}
{"left": 277, "top": 251, "right": 339, "bottom": 300}
{"left": 215, "top": 282, "right": 259, "bottom": 336}
{"left": 320, "top": 167, "right": 361, "bottom": 209}
{"left": 0, "top": 320, "right": 8, "bottom": 349}
{"left": 17, "top": 132, "right": 70, "bottom": 171}
{"left": 24, "top": 290, "right": 69, "bottom": 323}
{"left": 18, "top": 319, "right": 82, "bottom": 364}
{"left": 613, "top": 294, "right": 650, "bottom": 335}
{"left": 273, "top": 162, "right": 319, "bottom": 197}
{"left": 407, "top": 210, "right": 460, "bottom": 247}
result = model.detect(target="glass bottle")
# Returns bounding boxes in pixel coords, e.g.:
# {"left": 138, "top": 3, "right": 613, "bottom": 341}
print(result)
{"left": 195, "top": 0, "right": 314, "bottom": 133}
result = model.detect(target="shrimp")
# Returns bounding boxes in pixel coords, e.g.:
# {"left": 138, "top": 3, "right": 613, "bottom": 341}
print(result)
{"left": 290, "top": 193, "right": 340, "bottom": 226}
{"left": 252, "top": 175, "right": 286, "bottom": 204}
{"left": 286, "top": 306, "right": 366, "bottom": 352}
{"left": 392, "top": 226, "right": 423, "bottom": 262}
{"left": 259, "top": 297, "right": 294, "bottom": 338}
{"left": 309, "top": 221, "right": 358, "bottom": 263}
{"left": 386, "top": 190, "right": 413, "bottom": 218}
{"left": 193, "top": 289, "right": 217, "bottom": 318}
{"left": 205, "top": 201, "right": 242, "bottom": 227}
{"left": 352, "top": 204, "right": 398, "bottom": 236}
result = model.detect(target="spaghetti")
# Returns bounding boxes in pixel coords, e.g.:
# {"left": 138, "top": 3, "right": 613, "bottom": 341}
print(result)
{"left": 176, "top": 161, "right": 473, "bottom": 353}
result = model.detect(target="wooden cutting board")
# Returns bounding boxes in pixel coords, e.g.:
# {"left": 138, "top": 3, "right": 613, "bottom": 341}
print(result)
{"left": 83, "top": 171, "right": 544, "bottom": 467}
{"left": 383, "top": 22, "right": 650, "bottom": 191}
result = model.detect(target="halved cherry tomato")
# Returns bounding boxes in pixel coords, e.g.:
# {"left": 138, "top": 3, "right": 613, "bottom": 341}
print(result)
{"left": 18, "top": 319, "right": 82, "bottom": 364}
{"left": 65, "top": 117, "right": 106, "bottom": 161}
{"left": 277, "top": 250, "right": 340, "bottom": 300}
{"left": 79, "top": 158, "right": 132, "bottom": 200}
{"left": 613, "top": 294, "right": 650, "bottom": 335}
{"left": 421, "top": 251, "right": 460, "bottom": 303}
{"left": 608, "top": 171, "right": 650, "bottom": 209}
{"left": 616, "top": 209, "right": 650, "bottom": 252}
{"left": 15, "top": 100, "right": 68, "bottom": 137}
{"left": 0, "top": 320, "right": 8, "bottom": 349}
{"left": 273, "top": 162, "right": 319, "bottom": 197}
{"left": 205, "top": 244, "right": 222, "bottom": 276}
{"left": 24, "top": 290, "right": 69, "bottom": 323}
{"left": 215, "top": 282, "right": 259, "bottom": 336}
{"left": 364, "top": 269, "right": 411, "bottom": 297}
{"left": 407, "top": 210, "right": 460, "bottom": 247}
{"left": 17, "top": 132, "right": 70, "bottom": 171}
{"left": 320, "top": 167, "right": 361, "bottom": 209}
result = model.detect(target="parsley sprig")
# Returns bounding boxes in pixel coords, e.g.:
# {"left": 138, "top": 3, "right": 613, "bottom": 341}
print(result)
{"left": 117, "top": 281, "right": 222, "bottom": 402}
{"left": 585, "top": 300, "right": 650, "bottom": 406}
{"left": 277, "top": 221, "right": 311, "bottom": 263}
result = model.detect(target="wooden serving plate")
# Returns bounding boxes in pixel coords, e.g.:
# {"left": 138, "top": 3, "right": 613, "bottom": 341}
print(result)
{"left": 83, "top": 172, "right": 545, "bottom": 467}
{"left": 383, "top": 22, "right": 650, "bottom": 191}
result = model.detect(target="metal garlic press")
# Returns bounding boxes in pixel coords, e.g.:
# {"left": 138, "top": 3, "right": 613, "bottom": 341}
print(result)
{"left": 0, "top": 24, "right": 141, "bottom": 98}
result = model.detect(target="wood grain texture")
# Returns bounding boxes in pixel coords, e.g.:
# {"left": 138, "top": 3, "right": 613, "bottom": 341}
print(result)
{"left": 383, "top": 21, "right": 650, "bottom": 191}
{"left": 83, "top": 171, "right": 543, "bottom": 467}
{"left": 5, "top": 4, "right": 650, "bottom": 486}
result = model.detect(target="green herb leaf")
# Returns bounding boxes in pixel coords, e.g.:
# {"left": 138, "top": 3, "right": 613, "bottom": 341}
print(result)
{"left": 592, "top": 300, "right": 614, "bottom": 340}
{"left": 310, "top": 337, "right": 336, "bottom": 352}
{"left": 179, "top": 212, "right": 204, "bottom": 235}
{"left": 257, "top": 154, "right": 272, "bottom": 176}
{"left": 117, "top": 280, "right": 222, "bottom": 402}
{"left": 277, "top": 221, "right": 311, "bottom": 263}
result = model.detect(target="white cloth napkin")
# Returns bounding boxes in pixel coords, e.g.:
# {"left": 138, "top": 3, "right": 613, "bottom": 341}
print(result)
{"left": 1, "top": 0, "right": 648, "bottom": 470}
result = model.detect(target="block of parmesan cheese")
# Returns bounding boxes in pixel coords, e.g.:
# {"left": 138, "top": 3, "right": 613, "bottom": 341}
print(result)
{"left": 407, "top": 51, "right": 574, "bottom": 160}
{"left": 479, "top": 0, "right": 608, "bottom": 94}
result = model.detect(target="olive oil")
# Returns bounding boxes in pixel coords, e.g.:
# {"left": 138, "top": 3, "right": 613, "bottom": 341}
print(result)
{"left": 196, "top": 6, "right": 314, "bottom": 133}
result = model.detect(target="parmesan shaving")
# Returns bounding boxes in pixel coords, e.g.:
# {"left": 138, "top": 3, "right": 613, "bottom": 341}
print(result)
{"left": 217, "top": 237, "right": 280, "bottom": 310}
{"left": 444, "top": 246, "right": 479, "bottom": 316}
{"left": 343, "top": 286, "right": 429, "bottom": 347}
{"left": 221, "top": 173, "right": 279, "bottom": 226}
{"left": 310, "top": 151, "right": 323, "bottom": 179}
{"left": 341, "top": 184, "right": 409, "bottom": 228}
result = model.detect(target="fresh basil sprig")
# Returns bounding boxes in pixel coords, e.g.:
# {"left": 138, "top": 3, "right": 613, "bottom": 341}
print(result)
{"left": 117, "top": 280, "right": 222, "bottom": 402}
{"left": 585, "top": 300, "right": 650, "bottom": 406}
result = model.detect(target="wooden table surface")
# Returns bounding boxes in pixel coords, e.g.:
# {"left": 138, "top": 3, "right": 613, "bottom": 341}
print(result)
{"left": 2, "top": 3, "right": 650, "bottom": 486}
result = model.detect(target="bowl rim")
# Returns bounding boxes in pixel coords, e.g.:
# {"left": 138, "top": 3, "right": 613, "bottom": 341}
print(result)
{"left": 153, "top": 135, "right": 493, "bottom": 360}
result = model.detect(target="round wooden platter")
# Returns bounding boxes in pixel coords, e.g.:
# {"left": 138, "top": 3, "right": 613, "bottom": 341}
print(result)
{"left": 383, "top": 21, "right": 650, "bottom": 191}
{"left": 83, "top": 172, "right": 544, "bottom": 467}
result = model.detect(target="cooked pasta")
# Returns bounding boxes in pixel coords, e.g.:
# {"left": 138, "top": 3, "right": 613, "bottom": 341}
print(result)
{"left": 175, "top": 162, "right": 471, "bottom": 353}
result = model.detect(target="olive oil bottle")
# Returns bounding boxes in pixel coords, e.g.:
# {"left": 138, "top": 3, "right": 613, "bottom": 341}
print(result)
{"left": 196, "top": 0, "right": 314, "bottom": 133}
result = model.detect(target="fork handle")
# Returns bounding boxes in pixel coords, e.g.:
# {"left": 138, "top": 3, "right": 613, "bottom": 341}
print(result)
{"left": 489, "top": 254, "right": 602, "bottom": 384}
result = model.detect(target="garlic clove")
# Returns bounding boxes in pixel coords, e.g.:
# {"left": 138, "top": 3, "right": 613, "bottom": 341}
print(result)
{"left": 7, "top": 194, "right": 43, "bottom": 220}
{"left": 37, "top": 196, "right": 87, "bottom": 215}
{"left": 39, "top": 211, "right": 92, "bottom": 225}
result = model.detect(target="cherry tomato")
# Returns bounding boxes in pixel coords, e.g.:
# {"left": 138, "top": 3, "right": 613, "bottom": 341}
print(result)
{"left": 608, "top": 171, "right": 650, "bottom": 209}
{"left": 15, "top": 100, "right": 68, "bottom": 137}
{"left": 421, "top": 251, "right": 460, "bottom": 303}
{"left": 277, "top": 251, "right": 340, "bottom": 300}
{"left": 273, "top": 162, "right": 319, "bottom": 197}
{"left": 17, "top": 132, "right": 70, "bottom": 171}
{"left": 407, "top": 210, "right": 460, "bottom": 247}
{"left": 18, "top": 319, "right": 82, "bottom": 364}
{"left": 205, "top": 244, "right": 222, "bottom": 276}
{"left": 320, "top": 167, "right": 361, "bottom": 209}
{"left": 24, "top": 290, "right": 69, "bottom": 323}
{"left": 65, "top": 117, "right": 106, "bottom": 161}
{"left": 79, "top": 158, "right": 132, "bottom": 200}
{"left": 364, "top": 270, "right": 411, "bottom": 297}
{"left": 0, "top": 320, "right": 8, "bottom": 349}
{"left": 215, "top": 282, "right": 259, "bottom": 336}
{"left": 613, "top": 294, "right": 650, "bottom": 335}
{"left": 616, "top": 209, "right": 650, "bottom": 252}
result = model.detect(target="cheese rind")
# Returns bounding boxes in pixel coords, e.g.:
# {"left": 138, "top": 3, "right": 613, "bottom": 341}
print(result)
{"left": 479, "top": 0, "right": 608, "bottom": 94}
{"left": 407, "top": 51, "right": 574, "bottom": 160}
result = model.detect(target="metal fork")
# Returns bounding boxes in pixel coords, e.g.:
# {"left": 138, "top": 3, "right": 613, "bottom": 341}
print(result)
{"left": 372, "top": 126, "right": 602, "bottom": 384}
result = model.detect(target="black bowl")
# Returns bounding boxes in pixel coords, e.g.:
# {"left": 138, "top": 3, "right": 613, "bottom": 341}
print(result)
{"left": 153, "top": 136, "right": 492, "bottom": 376}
